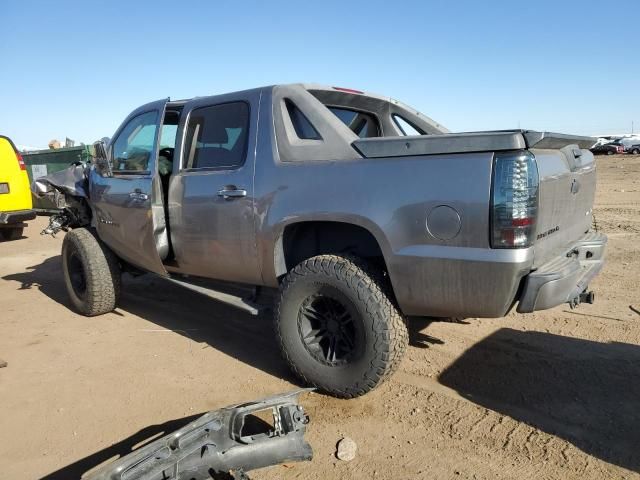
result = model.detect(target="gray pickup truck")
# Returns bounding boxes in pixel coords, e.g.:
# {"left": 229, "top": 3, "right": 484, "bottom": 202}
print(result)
{"left": 35, "top": 84, "right": 607, "bottom": 398}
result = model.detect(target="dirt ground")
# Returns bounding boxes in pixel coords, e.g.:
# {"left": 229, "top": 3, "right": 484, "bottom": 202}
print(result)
{"left": 0, "top": 155, "right": 639, "bottom": 480}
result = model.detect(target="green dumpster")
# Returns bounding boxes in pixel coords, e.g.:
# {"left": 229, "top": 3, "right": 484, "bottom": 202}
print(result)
{"left": 22, "top": 145, "right": 93, "bottom": 212}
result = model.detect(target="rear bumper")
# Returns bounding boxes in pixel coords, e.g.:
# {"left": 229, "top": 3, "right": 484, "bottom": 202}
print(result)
{"left": 517, "top": 232, "right": 607, "bottom": 313}
{"left": 388, "top": 245, "right": 533, "bottom": 318}
{"left": 0, "top": 209, "right": 36, "bottom": 225}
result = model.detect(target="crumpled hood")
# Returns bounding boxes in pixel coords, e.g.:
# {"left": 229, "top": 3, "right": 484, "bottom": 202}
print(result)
{"left": 31, "top": 162, "right": 90, "bottom": 200}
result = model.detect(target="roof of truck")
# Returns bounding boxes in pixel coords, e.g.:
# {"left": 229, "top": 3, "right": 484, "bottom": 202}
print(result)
{"left": 167, "top": 84, "right": 448, "bottom": 134}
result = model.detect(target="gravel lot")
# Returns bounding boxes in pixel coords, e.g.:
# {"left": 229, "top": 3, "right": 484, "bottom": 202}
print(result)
{"left": 0, "top": 155, "right": 638, "bottom": 480}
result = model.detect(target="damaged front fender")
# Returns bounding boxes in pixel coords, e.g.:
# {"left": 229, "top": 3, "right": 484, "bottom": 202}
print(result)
{"left": 31, "top": 162, "right": 90, "bottom": 202}
{"left": 85, "top": 389, "right": 314, "bottom": 480}
{"left": 31, "top": 163, "right": 92, "bottom": 235}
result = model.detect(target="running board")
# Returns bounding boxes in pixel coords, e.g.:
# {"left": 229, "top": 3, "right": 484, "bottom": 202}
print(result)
{"left": 163, "top": 276, "right": 265, "bottom": 316}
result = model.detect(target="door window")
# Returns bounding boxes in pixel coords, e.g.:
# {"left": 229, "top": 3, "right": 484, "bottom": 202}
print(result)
{"left": 183, "top": 102, "right": 249, "bottom": 170}
{"left": 159, "top": 124, "right": 178, "bottom": 149}
{"left": 111, "top": 111, "right": 159, "bottom": 173}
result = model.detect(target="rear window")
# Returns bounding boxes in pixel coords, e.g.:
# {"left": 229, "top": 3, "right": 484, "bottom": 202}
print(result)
{"left": 327, "top": 107, "right": 380, "bottom": 138}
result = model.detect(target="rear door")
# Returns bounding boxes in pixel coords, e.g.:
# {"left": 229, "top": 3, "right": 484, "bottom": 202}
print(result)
{"left": 168, "top": 90, "right": 261, "bottom": 284}
{"left": 90, "top": 99, "right": 169, "bottom": 275}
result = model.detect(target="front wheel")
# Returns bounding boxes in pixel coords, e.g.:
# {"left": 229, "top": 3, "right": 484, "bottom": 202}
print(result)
{"left": 62, "top": 228, "right": 121, "bottom": 316}
{"left": 274, "top": 255, "right": 408, "bottom": 398}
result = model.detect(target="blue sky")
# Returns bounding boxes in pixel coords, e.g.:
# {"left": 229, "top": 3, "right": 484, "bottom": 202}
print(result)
{"left": 1, "top": 0, "right": 638, "bottom": 148}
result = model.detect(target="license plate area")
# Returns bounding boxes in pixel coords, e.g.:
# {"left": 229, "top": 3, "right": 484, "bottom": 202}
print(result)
{"left": 0, "top": 183, "right": 9, "bottom": 194}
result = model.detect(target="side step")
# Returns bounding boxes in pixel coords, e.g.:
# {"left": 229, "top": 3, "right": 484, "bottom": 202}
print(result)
{"left": 163, "top": 276, "right": 266, "bottom": 316}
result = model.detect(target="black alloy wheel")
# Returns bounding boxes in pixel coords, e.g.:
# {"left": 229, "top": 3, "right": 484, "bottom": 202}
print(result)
{"left": 298, "top": 293, "right": 359, "bottom": 366}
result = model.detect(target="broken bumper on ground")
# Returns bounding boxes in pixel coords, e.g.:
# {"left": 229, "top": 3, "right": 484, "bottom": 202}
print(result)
{"left": 85, "top": 389, "right": 313, "bottom": 480}
{"left": 517, "top": 232, "right": 607, "bottom": 313}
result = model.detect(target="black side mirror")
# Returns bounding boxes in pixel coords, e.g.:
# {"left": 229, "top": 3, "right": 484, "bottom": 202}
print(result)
{"left": 93, "top": 140, "right": 113, "bottom": 177}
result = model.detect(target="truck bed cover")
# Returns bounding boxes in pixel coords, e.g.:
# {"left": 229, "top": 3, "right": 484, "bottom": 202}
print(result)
{"left": 352, "top": 130, "right": 596, "bottom": 158}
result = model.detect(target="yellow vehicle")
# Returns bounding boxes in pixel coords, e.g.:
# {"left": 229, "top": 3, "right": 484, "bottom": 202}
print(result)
{"left": 0, "top": 135, "right": 35, "bottom": 241}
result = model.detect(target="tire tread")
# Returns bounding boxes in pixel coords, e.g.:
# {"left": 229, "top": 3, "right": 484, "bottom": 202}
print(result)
{"left": 62, "top": 228, "right": 121, "bottom": 316}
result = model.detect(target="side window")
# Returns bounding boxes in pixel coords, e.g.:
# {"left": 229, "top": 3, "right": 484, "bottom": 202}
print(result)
{"left": 111, "top": 111, "right": 158, "bottom": 173}
{"left": 328, "top": 107, "right": 380, "bottom": 138}
{"left": 393, "top": 114, "right": 425, "bottom": 136}
{"left": 184, "top": 102, "right": 249, "bottom": 170}
{"left": 285, "top": 99, "right": 321, "bottom": 140}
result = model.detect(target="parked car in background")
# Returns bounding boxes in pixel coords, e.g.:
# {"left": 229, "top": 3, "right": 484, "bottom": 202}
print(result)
{"left": 0, "top": 135, "right": 35, "bottom": 240}
{"left": 625, "top": 144, "right": 640, "bottom": 155}
{"left": 590, "top": 142, "right": 624, "bottom": 155}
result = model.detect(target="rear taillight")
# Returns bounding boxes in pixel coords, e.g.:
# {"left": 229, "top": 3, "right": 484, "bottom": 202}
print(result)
{"left": 491, "top": 151, "right": 539, "bottom": 248}
{"left": 16, "top": 151, "right": 26, "bottom": 170}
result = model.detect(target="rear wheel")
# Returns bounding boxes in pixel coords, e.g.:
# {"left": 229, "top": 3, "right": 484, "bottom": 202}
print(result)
{"left": 632, "top": 148, "right": 640, "bottom": 155}
{"left": 606, "top": 150, "right": 614, "bottom": 155}
{"left": 275, "top": 254, "right": 408, "bottom": 398}
{"left": 62, "top": 228, "right": 121, "bottom": 316}
{"left": 0, "top": 227, "right": 23, "bottom": 241}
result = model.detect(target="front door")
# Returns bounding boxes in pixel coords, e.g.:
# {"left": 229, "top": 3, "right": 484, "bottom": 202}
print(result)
{"left": 168, "top": 92, "right": 260, "bottom": 284}
{"left": 90, "top": 99, "right": 169, "bottom": 276}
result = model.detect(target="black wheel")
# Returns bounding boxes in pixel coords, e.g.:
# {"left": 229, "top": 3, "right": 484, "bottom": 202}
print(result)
{"left": 632, "top": 148, "right": 640, "bottom": 155}
{"left": 275, "top": 255, "right": 408, "bottom": 398}
{"left": 0, "top": 227, "right": 23, "bottom": 241}
{"left": 62, "top": 228, "right": 121, "bottom": 316}
{"left": 606, "top": 150, "right": 614, "bottom": 155}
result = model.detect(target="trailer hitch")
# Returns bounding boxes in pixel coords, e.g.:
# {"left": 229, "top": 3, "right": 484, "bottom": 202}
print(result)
{"left": 568, "top": 290, "right": 595, "bottom": 309}
{"left": 85, "top": 389, "right": 313, "bottom": 480}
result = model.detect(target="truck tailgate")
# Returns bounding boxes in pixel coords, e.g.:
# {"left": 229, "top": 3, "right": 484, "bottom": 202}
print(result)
{"left": 530, "top": 145, "right": 597, "bottom": 268}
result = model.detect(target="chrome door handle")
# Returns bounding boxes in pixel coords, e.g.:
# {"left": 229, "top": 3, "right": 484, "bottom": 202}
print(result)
{"left": 217, "top": 187, "right": 247, "bottom": 199}
{"left": 129, "top": 191, "right": 149, "bottom": 201}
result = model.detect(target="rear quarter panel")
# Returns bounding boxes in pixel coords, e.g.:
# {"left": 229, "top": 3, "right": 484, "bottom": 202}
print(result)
{"left": 255, "top": 145, "right": 525, "bottom": 317}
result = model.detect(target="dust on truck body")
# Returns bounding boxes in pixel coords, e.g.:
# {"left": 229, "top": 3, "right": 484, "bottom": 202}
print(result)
{"left": 35, "top": 84, "right": 607, "bottom": 398}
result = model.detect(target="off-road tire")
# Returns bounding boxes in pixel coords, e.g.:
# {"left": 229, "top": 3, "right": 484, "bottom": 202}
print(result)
{"left": 62, "top": 228, "right": 121, "bottom": 316}
{"left": 274, "top": 254, "right": 408, "bottom": 398}
{"left": 0, "top": 227, "right": 23, "bottom": 241}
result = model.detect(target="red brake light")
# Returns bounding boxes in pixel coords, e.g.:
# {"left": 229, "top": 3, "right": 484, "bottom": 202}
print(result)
{"left": 511, "top": 217, "right": 534, "bottom": 227}
{"left": 332, "top": 86, "right": 364, "bottom": 94}
{"left": 16, "top": 151, "right": 26, "bottom": 170}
